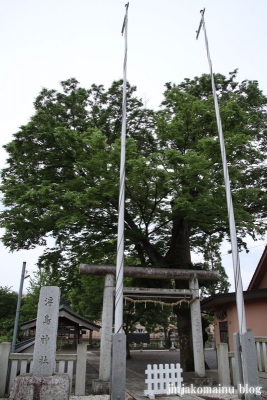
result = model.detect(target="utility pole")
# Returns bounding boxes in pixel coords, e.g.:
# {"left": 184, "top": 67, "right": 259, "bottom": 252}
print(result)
{"left": 11, "top": 262, "right": 29, "bottom": 353}
{"left": 196, "top": 9, "right": 261, "bottom": 400}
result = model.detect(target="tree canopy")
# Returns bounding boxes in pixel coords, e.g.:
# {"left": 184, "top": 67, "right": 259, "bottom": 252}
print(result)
{"left": 1, "top": 72, "right": 267, "bottom": 369}
{"left": 2, "top": 74, "right": 266, "bottom": 269}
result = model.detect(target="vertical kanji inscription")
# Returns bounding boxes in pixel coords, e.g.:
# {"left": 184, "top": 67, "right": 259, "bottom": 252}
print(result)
{"left": 32, "top": 286, "right": 60, "bottom": 376}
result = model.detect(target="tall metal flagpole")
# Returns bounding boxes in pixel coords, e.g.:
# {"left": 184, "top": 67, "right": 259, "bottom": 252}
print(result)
{"left": 114, "top": 2, "right": 129, "bottom": 335}
{"left": 196, "top": 11, "right": 261, "bottom": 400}
{"left": 110, "top": 6, "right": 129, "bottom": 399}
{"left": 196, "top": 9, "right": 246, "bottom": 334}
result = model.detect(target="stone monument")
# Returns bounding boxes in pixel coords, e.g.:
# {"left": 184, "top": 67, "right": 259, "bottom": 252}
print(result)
{"left": 9, "top": 286, "right": 70, "bottom": 400}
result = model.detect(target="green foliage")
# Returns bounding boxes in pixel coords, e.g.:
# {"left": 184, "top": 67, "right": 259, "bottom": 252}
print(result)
{"left": 194, "top": 236, "right": 230, "bottom": 296}
{"left": 158, "top": 73, "right": 267, "bottom": 255}
{"left": 0, "top": 286, "right": 18, "bottom": 341}
{"left": 1, "top": 72, "right": 267, "bottom": 367}
{"left": 20, "top": 267, "right": 71, "bottom": 323}
{"left": 1, "top": 74, "right": 266, "bottom": 283}
{"left": 68, "top": 275, "right": 104, "bottom": 321}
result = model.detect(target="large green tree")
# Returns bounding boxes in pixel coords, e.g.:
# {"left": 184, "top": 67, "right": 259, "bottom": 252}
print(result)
{"left": 1, "top": 72, "right": 267, "bottom": 370}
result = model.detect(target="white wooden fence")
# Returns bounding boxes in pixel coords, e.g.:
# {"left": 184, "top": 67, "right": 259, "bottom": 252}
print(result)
{"left": 0, "top": 343, "right": 88, "bottom": 397}
{"left": 144, "top": 363, "right": 183, "bottom": 396}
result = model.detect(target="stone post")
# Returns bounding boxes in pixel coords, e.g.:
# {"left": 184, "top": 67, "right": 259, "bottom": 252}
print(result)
{"left": 75, "top": 343, "right": 87, "bottom": 396}
{"left": 0, "top": 342, "right": 11, "bottom": 397}
{"left": 111, "top": 333, "right": 126, "bottom": 400}
{"left": 240, "top": 332, "right": 261, "bottom": 400}
{"left": 93, "top": 274, "right": 114, "bottom": 394}
{"left": 233, "top": 333, "right": 244, "bottom": 399}
{"left": 217, "top": 343, "right": 231, "bottom": 386}
{"left": 189, "top": 277, "right": 205, "bottom": 377}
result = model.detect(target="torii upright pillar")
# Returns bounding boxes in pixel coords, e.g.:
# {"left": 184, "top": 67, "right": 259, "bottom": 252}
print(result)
{"left": 189, "top": 276, "right": 205, "bottom": 377}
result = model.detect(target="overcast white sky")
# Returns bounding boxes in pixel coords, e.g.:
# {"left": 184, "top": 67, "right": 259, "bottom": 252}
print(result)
{"left": 0, "top": 0, "right": 266, "bottom": 293}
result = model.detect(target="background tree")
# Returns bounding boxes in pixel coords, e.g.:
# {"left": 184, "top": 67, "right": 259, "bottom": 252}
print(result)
{"left": 1, "top": 73, "right": 267, "bottom": 370}
{"left": 0, "top": 286, "right": 19, "bottom": 341}
{"left": 68, "top": 275, "right": 105, "bottom": 322}
{"left": 20, "top": 267, "right": 69, "bottom": 323}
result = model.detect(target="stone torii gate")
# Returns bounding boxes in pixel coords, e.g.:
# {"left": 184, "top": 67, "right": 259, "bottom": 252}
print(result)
{"left": 79, "top": 264, "right": 219, "bottom": 394}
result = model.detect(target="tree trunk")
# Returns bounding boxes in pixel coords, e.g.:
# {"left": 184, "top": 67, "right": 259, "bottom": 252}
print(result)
{"left": 165, "top": 216, "right": 195, "bottom": 371}
{"left": 175, "top": 302, "right": 194, "bottom": 371}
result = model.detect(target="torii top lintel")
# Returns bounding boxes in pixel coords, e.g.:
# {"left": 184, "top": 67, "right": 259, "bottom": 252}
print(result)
{"left": 79, "top": 264, "right": 219, "bottom": 281}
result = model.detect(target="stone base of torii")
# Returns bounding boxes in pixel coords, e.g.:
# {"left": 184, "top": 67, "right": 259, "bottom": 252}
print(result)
{"left": 79, "top": 264, "right": 219, "bottom": 398}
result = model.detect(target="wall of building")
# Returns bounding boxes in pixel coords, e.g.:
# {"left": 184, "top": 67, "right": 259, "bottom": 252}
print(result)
{"left": 245, "top": 299, "right": 267, "bottom": 335}
{"left": 214, "top": 299, "right": 267, "bottom": 351}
